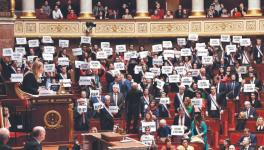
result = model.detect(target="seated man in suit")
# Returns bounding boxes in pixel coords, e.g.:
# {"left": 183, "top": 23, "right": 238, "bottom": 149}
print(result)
{"left": 249, "top": 92, "right": 261, "bottom": 108}
{"left": 237, "top": 128, "right": 257, "bottom": 147}
{"left": 236, "top": 101, "right": 257, "bottom": 131}
{"left": 239, "top": 137, "right": 255, "bottom": 150}
{"left": 24, "top": 126, "right": 46, "bottom": 150}
{"left": 109, "top": 84, "right": 125, "bottom": 118}
{"left": 0, "top": 128, "right": 11, "bottom": 150}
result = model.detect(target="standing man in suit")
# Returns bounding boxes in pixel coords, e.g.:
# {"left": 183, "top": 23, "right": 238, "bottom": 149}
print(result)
{"left": 206, "top": 86, "right": 224, "bottom": 118}
{"left": 173, "top": 107, "right": 191, "bottom": 134}
{"left": 237, "top": 128, "right": 257, "bottom": 147}
{"left": 109, "top": 85, "right": 125, "bottom": 118}
{"left": 126, "top": 83, "right": 143, "bottom": 133}
{"left": 214, "top": 76, "right": 226, "bottom": 98}
{"left": 249, "top": 92, "right": 261, "bottom": 108}
{"left": 0, "top": 128, "right": 11, "bottom": 150}
{"left": 174, "top": 85, "right": 187, "bottom": 113}
{"left": 253, "top": 38, "right": 264, "bottom": 64}
{"left": 226, "top": 74, "right": 241, "bottom": 101}
{"left": 24, "top": 126, "right": 46, "bottom": 150}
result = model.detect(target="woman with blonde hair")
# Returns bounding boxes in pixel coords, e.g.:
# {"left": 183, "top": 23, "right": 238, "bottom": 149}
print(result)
{"left": 256, "top": 116, "right": 264, "bottom": 132}
{"left": 22, "top": 61, "right": 44, "bottom": 95}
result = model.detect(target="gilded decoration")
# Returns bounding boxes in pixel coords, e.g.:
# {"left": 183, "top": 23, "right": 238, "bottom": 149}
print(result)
{"left": 246, "top": 20, "right": 256, "bottom": 31}
{"left": 150, "top": 23, "right": 189, "bottom": 33}
{"left": 137, "top": 23, "right": 148, "bottom": 33}
{"left": 25, "top": 23, "right": 36, "bottom": 33}
{"left": 14, "top": 22, "right": 23, "bottom": 33}
{"left": 204, "top": 21, "right": 244, "bottom": 32}
{"left": 191, "top": 22, "right": 202, "bottom": 32}
{"left": 39, "top": 23, "right": 79, "bottom": 33}
{"left": 95, "top": 23, "right": 135, "bottom": 33}
{"left": 259, "top": 20, "right": 264, "bottom": 31}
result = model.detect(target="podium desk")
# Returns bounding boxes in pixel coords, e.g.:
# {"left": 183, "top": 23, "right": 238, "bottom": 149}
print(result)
{"left": 82, "top": 132, "right": 148, "bottom": 150}
{"left": 29, "top": 94, "right": 73, "bottom": 145}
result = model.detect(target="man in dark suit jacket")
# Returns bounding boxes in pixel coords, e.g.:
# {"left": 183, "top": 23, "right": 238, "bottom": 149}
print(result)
{"left": 0, "top": 128, "right": 11, "bottom": 150}
{"left": 243, "top": 101, "right": 257, "bottom": 119}
{"left": 237, "top": 128, "right": 257, "bottom": 147}
{"left": 126, "top": 83, "right": 143, "bottom": 133}
{"left": 0, "top": 57, "right": 15, "bottom": 81}
{"left": 24, "top": 126, "right": 46, "bottom": 150}
{"left": 253, "top": 38, "right": 264, "bottom": 64}
{"left": 249, "top": 92, "right": 261, "bottom": 108}
{"left": 174, "top": 5, "right": 183, "bottom": 18}
{"left": 206, "top": 86, "right": 225, "bottom": 118}
{"left": 214, "top": 76, "right": 226, "bottom": 98}
{"left": 248, "top": 73, "right": 262, "bottom": 90}
{"left": 173, "top": 107, "right": 191, "bottom": 133}
{"left": 174, "top": 85, "right": 188, "bottom": 113}
{"left": 226, "top": 74, "right": 241, "bottom": 100}
{"left": 109, "top": 85, "right": 125, "bottom": 118}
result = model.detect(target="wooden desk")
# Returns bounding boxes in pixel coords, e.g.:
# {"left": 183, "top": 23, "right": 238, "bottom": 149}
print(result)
{"left": 82, "top": 132, "right": 148, "bottom": 150}
{"left": 29, "top": 94, "right": 73, "bottom": 145}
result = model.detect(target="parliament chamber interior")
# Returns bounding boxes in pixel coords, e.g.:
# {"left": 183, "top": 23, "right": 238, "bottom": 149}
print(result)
{"left": 0, "top": 0, "right": 264, "bottom": 150}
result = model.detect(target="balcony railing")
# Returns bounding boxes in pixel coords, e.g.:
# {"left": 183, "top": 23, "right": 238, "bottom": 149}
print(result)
{"left": 14, "top": 17, "right": 264, "bottom": 38}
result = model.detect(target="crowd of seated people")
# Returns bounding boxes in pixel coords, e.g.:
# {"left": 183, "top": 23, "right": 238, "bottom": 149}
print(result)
{"left": 34, "top": 0, "right": 263, "bottom": 20}
{"left": 0, "top": 33, "right": 264, "bottom": 150}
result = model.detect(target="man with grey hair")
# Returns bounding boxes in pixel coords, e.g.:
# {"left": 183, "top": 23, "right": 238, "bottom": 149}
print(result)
{"left": 126, "top": 83, "right": 143, "bottom": 133}
{"left": 109, "top": 84, "right": 125, "bottom": 118}
{"left": 239, "top": 137, "right": 255, "bottom": 150}
{"left": 0, "top": 128, "right": 11, "bottom": 150}
{"left": 243, "top": 101, "right": 257, "bottom": 119}
{"left": 24, "top": 126, "right": 46, "bottom": 150}
{"left": 174, "top": 84, "right": 187, "bottom": 113}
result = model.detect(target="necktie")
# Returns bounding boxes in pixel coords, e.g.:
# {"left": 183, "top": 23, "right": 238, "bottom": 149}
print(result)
{"left": 82, "top": 113, "right": 86, "bottom": 124}
{"left": 115, "top": 94, "right": 118, "bottom": 106}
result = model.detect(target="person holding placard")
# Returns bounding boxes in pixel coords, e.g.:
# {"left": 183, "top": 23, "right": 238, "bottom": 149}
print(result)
{"left": 248, "top": 73, "right": 262, "bottom": 91}
{"left": 109, "top": 84, "right": 125, "bottom": 118}
{"left": 140, "top": 126, "right": 156, "bottom": 148}
{"left": 22, "top": 61, "right": 44, "bottom": 95}
{"left": 190, "top": 115, "right": 208, "bottom": 150}
{"left": 74, "top": 91, "right": 92, "bottom": 131}
{"left": 99, "top": 95, "right": 114, "bottom": 131}
{"left": 158, "top": 93, "right": 171, "bottom": 118}
{"left": 176, "top": 138, "right": 194, "bottom": 150}
{"left": 139, "top": 112, "right": 155, "bottom": 133}
{"left": 157, "top": 119, "right": 171, "bottom": 143}
{"left": 173, "top": 107, "right": 191, "bottom": 134}
{"left": 249, "top": 92, "right": 261, "bottom": 108}
{"left": 253, "top": 39, "right": 264, "bottom": 64}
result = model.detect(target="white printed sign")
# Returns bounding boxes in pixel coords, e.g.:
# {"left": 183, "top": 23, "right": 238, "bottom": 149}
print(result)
{"left": 93, "top": 102, "right": 103, "bottom": 110}
{"left": 171, "top": 125, "right": 185, "bottom": 136}
{"left": 181, "top": 77, "right": 193, "bottom": 86}
{"left": 11, "top": 53, "right": 22, "bottom": 61}
{"left": 188, "top": 33, "right": 198, "bottom": 41}
{"left": 11, "top": 74, "right": 23, "bottom": 82}
{"left": 142, "top": 121, "right": 156, "bottom": 132}
{"left": 202, "top": 56, "right": 213, "bottom": 65}
{"left": 196, "top": 43, "right": 206, "bottom": 49}
{"left": 226, "top": 45, "right": 237, "bottom": 54}
{"left": 44, "top": 64, "right": 55, "bottom": 72}
{"left": 103, "top": 48, "right": 113, "bottom": 56}
{"left": 80, "top": 36, "right": 91, "bottom": 44}
{"left": 60, "top": 79, "right": 71, "bottom": 87}
{"left": 181, "top": 48, "right": 192, "bottom": 56}
{"left": 152, "top": 58, "right": 163, "bottom": 66}
{"left": 59, "top": 40, "right": 69, "bottom": 48}
{"left": 177, "top": 38, "right": 186, "bottom": 46}
{"left": 197, "top": 48, "right": 208, "bottom": 57}
{"left": 77, "top": 105, "right": 87, "bottom": 113}
{"left": 221, "top": 35, "right": 230, "bottom": 42}
{"left": 162, "top": 66, "right": 173, "bottom": 74}
{"left": 240, "top": 38, "right": 251, "bottom": 46}
{"left": 152, "top": 44, "right": 163, "bottom": 52}
{"left": 139, "top": 51, "right": 149, "bottom": 59}
{"left": 89, "top": 61, "right": 101, "bottom": 69}
{"left": 3, "top": 48, "right": 13, "bottom": 56}
{"left": 238, "top": 66, "right": 247, "bottom": 74}
{"left": 210, "top": 39, "right": 220, "bottom": 46}
{"left": 197, "top": 80, "right": 210, "bottom": 89}
{"left": 15, "top": 47, "right": 26, "bottom": 55}
{"left": 42, "top": 53, "right": 53, "bottom": 61}
{"left": 233, "top": 36, "right": 242, "bottom": 44}
{"left": 243, "top": 84, "right": 255, "bottom": 92}
{"left": 155, "top": 79, "right": 165, "bottom": 90}
{"left": 44, "top": 46, "right": 55, "bottom": 54}
{"left": 191, "top": 98, "right": 203, "bottom": 108}
{"left": 16, "top": 38, "right": 27, "bottom": 45}
{"left": 72, "top": 48, "right": 83, "bottom": 56}
{"left": 189, "top": 69, "right": 200, "bottom": 77}
{"left": 96, "top": 51, "right": 107, "bottom": 59}
{"left": 144, "top": 72, "right": 155, "bottom": 79}
{"left": 42, "top": 36, "right": 53, "bottom": 43}
{"left": 134, "top": 66, "right": 143, "bottom": 74}
{"left": 80, "top": 62, "right": 89, "bottom": 70}
{"left": 109, "top": 106, "right": 119, "bottom": 113}
{"left": 163, "top": 50, "right": 175, "bottom": 58}
{"left": 162, "top": 41, "right": 173, "bottom": 48}
{"left": 58, "top": 57, "right": 69, "bottom": 66}
{"left": 90, "top": 90, "right": 100, "bottom": 97}
{"left": 27, "top": 56, "right": 37, "bottom": 62}
{"left": 101, "top": 42, "right": 110, "bottom": 49}
{"left": 116, "top": 45, "right": 126, "bottom": 53}
{"left": 75, "top": 61, "right": 85, "bottom": 68}
{"left": 79, "top": 76, "right": 94, "bottom": 85}
{"left": 169, "top": 74, "right": 180, "bottom": 83}
{"left": 114, "top": 62, "right": 125, "bottom": 70}
{"left": 175, "top": 66, "right": 186, "bottom": 75}
{"left": 28, "top": 40, "right": 39, "bottom": 48}
{"left": 160, "top": 97, "right": 170, "bottom": 105}
{"left": 149, "top": 68, "right": 160, "bottom": 76}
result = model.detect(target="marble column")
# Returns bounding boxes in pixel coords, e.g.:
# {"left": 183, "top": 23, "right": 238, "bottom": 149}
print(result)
{"left": 20, "top": 0, "right": 36, "bottom": 18}
{"left": 135, "top": 0, "right": 150, "bottom": 19}
{"left": 79, "top": 0, "right": 95, "bottom": 19}
{"left": 189, "top": 0, "right": 205, "bottom": 18}
{"left": 246, "top": 0, "right": 262, "bottom": 16}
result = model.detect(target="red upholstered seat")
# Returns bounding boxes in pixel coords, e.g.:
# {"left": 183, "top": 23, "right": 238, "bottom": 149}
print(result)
{"left": 230, "top": 131, "right": 264, "bottom": 146}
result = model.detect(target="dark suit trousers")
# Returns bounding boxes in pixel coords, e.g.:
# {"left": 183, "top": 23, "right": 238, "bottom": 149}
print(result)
{"left": 209, "top": 110, "right": 220, "bottom": 118}
{"left": 126, "top": 107, "right": 139, "bottom": 131}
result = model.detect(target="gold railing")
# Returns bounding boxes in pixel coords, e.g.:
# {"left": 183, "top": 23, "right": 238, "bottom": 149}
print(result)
{"left": 14, "top": 17, "right": 264, "bottom": 38}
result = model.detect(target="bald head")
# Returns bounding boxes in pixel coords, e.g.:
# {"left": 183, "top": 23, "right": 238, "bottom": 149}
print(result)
{"left": 132, "top": 83, "right": 138, "bottom": 90}
{"left": 0, "top": 128, "right": 10, "bottom": 144}
{"left": 32, "top": 126, "right": 46, "bottom": 143}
